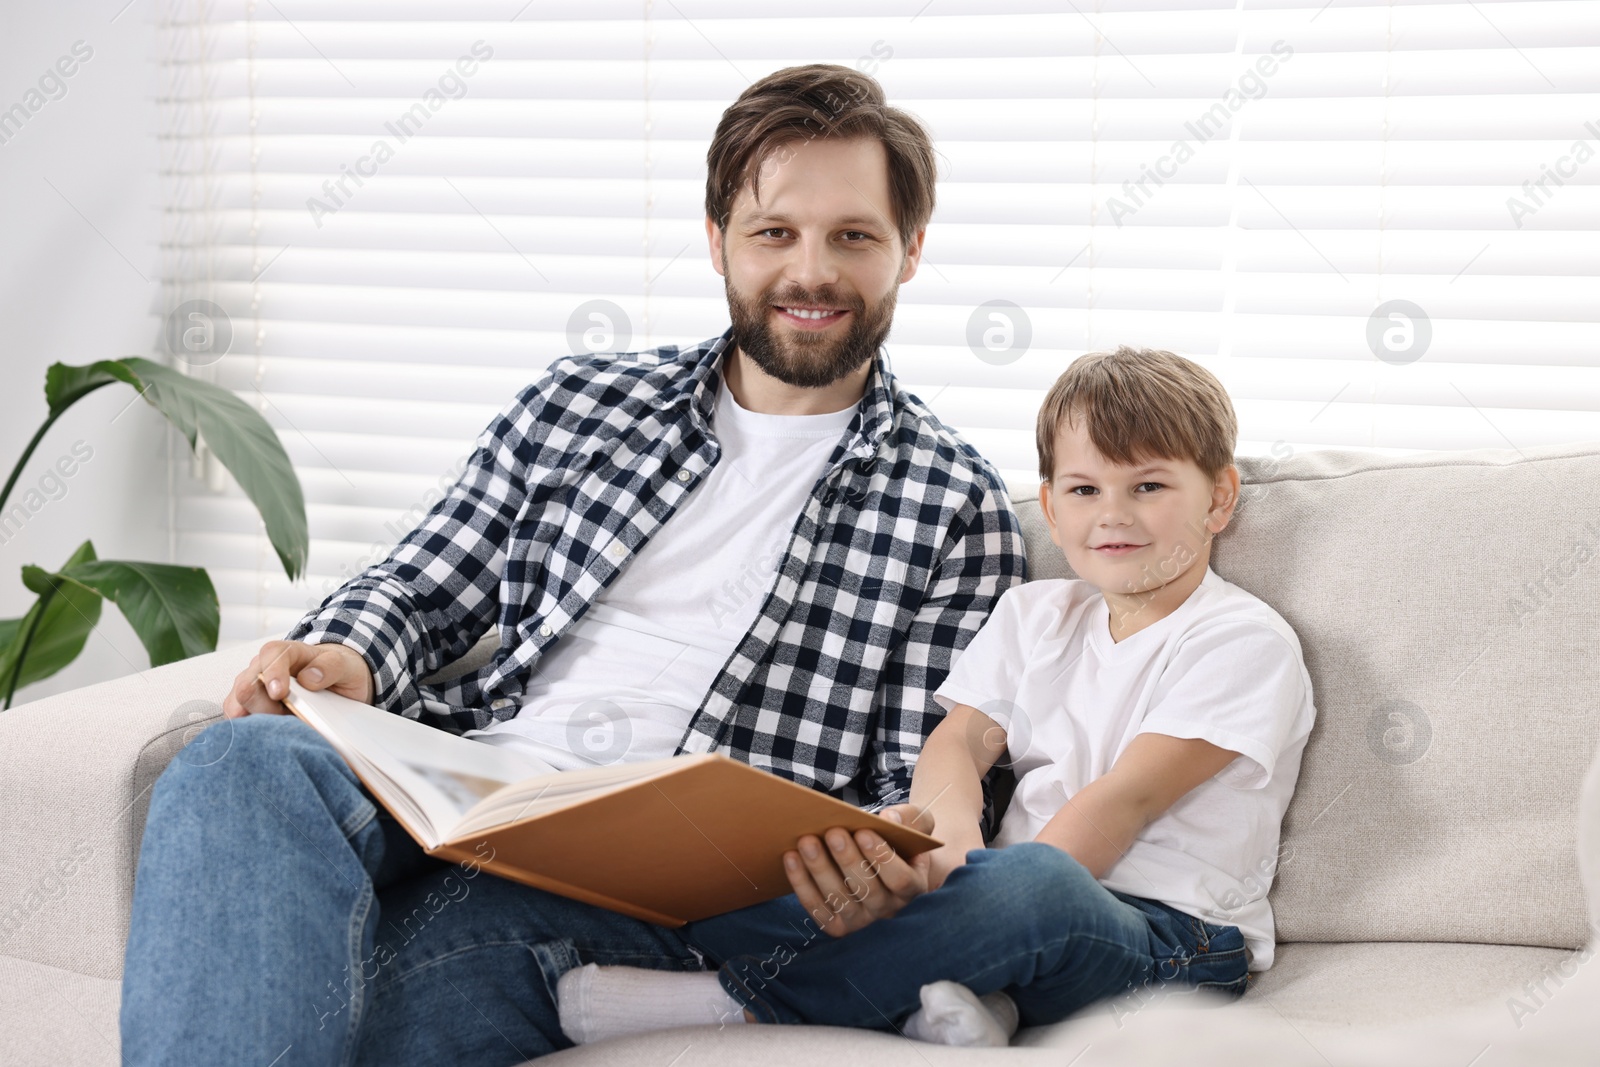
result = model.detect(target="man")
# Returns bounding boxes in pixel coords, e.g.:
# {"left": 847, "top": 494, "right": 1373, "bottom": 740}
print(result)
{"left": 120, "top": 63, "right": 1025, "bottom": 1065}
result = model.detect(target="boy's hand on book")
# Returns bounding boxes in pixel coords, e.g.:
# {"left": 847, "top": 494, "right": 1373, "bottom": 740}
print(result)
{"left": 783, "top": 818, "right": 933, "bottom": 939}
{"left": 224, "top": 640, "right": 375, "bottom": 718}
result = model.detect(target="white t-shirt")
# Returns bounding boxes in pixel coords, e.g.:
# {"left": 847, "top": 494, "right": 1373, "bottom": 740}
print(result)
{"left": 462, "top": 381, "right": 858, "bottom": 770}
{"left": 932, "top": 567, "right": 1315, "bottom": 971}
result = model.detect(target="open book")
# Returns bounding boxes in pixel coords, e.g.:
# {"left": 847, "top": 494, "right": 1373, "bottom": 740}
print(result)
{"left": 275, "top": 678, "right": 942, "bottom": 926}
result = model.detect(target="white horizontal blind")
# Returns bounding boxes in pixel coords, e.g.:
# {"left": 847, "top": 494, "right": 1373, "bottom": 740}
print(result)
{"left": 156, "top": 0, "right": 1600, "bottom": 646}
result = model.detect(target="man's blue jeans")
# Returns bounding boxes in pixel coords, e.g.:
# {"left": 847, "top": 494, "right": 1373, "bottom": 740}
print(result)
{"left": 120, "top": 714, "right": 1248, "bottom": 1065}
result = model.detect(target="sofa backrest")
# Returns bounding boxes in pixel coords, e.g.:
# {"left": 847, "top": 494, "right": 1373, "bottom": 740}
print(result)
{"left": 1011, "top": 440, "right": 1600, "bottom": 950}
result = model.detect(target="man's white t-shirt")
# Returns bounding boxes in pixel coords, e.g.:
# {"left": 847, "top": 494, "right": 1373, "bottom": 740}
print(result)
{"left": 462, "top": 381, "right": 857, "bottom": 770}
{"left": 932, "top": 567, "right": 1315, "bottom": 971}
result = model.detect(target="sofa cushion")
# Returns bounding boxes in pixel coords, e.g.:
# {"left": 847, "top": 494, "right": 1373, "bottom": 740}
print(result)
{"left": 0, "top": 954, "right": 121, "bottom": 1067}
{"left": 1167, "top": 940, "right": 1574, "bottom": 1027}
{"left": 1021, "top": 941, "right": 1600, "bottom": 1067}
{"left": 3, "top": 945, "right": 1587, "bottom": 1067}
{"left": 1015, "top": 441, "right": 1600, "bottom": 950}
{"left": 521, "top": 941, "right": 1588, "bottom": 1066}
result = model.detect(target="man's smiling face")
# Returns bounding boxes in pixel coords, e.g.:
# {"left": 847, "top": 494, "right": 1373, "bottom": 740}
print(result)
{"left": 707, "top": 136, "right": 924, "bottom": 390}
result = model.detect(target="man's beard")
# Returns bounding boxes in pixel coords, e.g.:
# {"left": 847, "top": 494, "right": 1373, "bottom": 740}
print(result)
{"left": 723, "top": 268, "right": 898, "bottom": 390}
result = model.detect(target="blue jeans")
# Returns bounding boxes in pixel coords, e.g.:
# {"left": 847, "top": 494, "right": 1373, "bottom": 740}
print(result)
{"left": 121, "top": 714, "right": 1248, "bottom": 1065}
{"left": 691, "top": 846, "right": 1250, "bottom": 1028}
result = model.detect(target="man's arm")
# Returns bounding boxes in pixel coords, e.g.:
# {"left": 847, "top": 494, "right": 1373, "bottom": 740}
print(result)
{"left": 865, "top": 470, "right": 1026, "bottom": 824}
{"left": 281, "top": 361, "right": 574, "bottom": 725}
{"left": 1034, "top": 732, "right": 1241, "bottom": 877}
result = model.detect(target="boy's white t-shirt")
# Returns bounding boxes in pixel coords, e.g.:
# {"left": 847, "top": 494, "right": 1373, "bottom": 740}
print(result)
{"left": 932, "top": 567, "right": 1315, "bottom": 971}
{"left": 462, "top": 382, "right": 857, "bottom": 770}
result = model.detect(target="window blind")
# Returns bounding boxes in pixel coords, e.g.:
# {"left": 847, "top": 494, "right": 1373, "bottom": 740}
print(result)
{"left": 156, "top": 0, "right": 1600, "bottom": 646}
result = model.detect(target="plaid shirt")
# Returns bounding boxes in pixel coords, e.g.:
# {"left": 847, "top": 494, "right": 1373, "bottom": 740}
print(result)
{"left": 286, "top": 325, "right": 1027, "bottom": 827}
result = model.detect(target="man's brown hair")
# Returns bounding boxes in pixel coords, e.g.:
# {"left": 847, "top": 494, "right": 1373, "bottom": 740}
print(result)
{"left": 1036, "top": 345, "right": 1238, "bottom": 484}
{"left": 704, "top": 63, "right": 937, "bottom": 252}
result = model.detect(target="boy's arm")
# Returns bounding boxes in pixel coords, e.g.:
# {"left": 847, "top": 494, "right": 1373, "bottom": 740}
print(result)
{"left": 1035, "top": 732, "right": 1240, "bottom": 878}
{"left": 904, "top": 702, "right": 1009, "bottom": 853}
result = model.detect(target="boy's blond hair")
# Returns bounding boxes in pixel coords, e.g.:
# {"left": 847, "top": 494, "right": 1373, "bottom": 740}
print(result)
{"left": 1036, "top": 346, "right": 1238, "bottom": 483}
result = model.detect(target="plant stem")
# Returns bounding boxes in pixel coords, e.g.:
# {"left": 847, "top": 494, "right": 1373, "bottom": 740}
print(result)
{"left": 1, "top": 411, "right": 69, "bottom": 709}
{"left": 1, "top": 589, "right": 51, "bottom": 711}
{"left": 0, "top": 410, "right": 65, "bottom": 518}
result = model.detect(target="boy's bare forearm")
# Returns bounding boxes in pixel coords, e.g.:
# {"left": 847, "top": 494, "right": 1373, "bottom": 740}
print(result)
{"left": 1032, "top": 776, "right": 1148, "bottom": 879}
{"left": 907, "top": 723, "right": 989, "bottom": 844}
{"left": 1034, "top": 733, "right": 1241, "bottom": 878}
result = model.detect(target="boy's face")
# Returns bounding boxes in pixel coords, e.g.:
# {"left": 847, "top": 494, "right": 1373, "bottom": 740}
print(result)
{"left": 1038, "top": 417, "right": 1240, "bottom": 598}
{"left": 705, "top": 136, "right": 924, "bottom": 389}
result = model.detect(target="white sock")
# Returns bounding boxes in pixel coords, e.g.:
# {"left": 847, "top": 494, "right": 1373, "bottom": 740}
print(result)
{"left": 903, "top": 980, "right": 1020, "bottom": 1047}
{"left": 556, "top": 962, "right": 749, "bottom": 1045}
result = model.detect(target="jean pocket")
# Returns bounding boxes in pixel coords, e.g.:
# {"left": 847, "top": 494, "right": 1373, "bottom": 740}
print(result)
{"left": 1198, "top": 920, "right": 1247, "bottom": 956}
{"left": 1187, "top": 922, "right": 1249, "bottom": 995}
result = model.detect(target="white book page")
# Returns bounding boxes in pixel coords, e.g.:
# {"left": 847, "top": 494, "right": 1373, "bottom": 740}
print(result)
{"left": 282, "top": 680, "right": 560, "bottom": 845}
{"left": 449, "top": 755, "right": 695, "bottom": 838}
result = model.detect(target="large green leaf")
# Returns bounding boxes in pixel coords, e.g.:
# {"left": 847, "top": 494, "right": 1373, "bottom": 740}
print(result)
{"left": 44, "top": 360, "right": 143, "bottom": 417}
{"left": 63, "top": 356, "right": 308, "bottom": 581}
{"left": 0, "top": 358, "right": 302, "bottom": 706}
{"left": 24, "top": 558, "right": 218, "bottom": 668}
{"left": 0, "top": 540, "right": 104, "bottom": 703}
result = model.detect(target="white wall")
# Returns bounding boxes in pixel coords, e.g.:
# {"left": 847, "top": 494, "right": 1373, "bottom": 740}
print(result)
{"left": 0, "top": 3, "right": 170, "bottom": 704}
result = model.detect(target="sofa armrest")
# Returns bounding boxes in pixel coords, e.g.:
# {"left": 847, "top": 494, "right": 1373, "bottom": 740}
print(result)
{"left": 0, "top": 626, "right": 500, "bottom": 982}
{"left": 0, "top": 641, "right": 257, "bottom": 980}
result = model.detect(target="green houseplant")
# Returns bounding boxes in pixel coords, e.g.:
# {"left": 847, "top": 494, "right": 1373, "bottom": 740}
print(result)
{"left": 0, "top": 358, "right": 308, "bottom": 709}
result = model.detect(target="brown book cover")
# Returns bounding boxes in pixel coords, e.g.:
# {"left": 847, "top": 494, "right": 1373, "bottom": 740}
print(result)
{"left": 274, "top": 676, "right": 942, "bottom": 926}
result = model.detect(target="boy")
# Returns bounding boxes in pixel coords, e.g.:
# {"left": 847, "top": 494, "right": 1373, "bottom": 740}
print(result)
{"left": 554, "top": 345, "right": 1317, "bottom": 1047}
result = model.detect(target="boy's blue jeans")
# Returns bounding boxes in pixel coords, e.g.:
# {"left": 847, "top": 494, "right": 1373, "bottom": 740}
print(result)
{"left": 120, "top": 714, "right": 1249, "bottom": 1066}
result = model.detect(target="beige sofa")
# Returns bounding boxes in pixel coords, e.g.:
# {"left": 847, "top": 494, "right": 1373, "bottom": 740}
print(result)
{"left": 3, "top": 440, "right": 1598, "bottom": 1065}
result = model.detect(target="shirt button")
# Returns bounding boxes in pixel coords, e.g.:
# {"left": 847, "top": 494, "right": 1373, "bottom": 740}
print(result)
{"left": 490, "top": 697, "right": 512, "bottom": 711}
{"left": 676, "top": 470, "right": 692, "bottom": 482}
{"left": 606, "top": 541, "right": 627, "bottom": 560}
{"left": 537, "top": 623, "right": 553, "bottom": 637}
